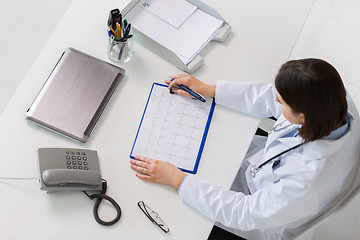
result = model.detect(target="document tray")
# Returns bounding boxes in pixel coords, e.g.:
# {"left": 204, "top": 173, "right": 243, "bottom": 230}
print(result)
{"left": 122, "top": 0, "right": 231, "bottom": 73}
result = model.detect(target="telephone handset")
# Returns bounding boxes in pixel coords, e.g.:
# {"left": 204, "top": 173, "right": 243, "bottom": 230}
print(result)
{"left": 38, "top": 148, "right": 102, "bottom": 192}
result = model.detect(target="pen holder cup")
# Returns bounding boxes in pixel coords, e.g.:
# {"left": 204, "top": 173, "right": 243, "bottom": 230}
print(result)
{"left": 107, "top": 36, "right": 133, "bottom": 63}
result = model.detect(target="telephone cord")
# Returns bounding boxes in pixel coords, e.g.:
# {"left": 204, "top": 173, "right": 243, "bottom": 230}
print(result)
{"left": 83, "top": 179, "right": 122, "bottom": 226}
{"left": 0, "top": 177, "right": 37, "bottom": 180}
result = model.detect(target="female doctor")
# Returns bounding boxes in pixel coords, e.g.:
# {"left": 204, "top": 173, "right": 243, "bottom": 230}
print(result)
{"left": 130, "top": 59, "right": 360, "bottom": 239}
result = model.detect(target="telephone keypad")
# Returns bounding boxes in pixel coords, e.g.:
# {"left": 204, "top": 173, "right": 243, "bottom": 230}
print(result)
{"left": 66, "top": 150, "right": 89, "bottom": 170}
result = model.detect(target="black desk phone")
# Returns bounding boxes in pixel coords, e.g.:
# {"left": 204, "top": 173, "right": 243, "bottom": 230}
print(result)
{"left": 38, "top": 148, "right": 102, "bottom": 192}
{"left": 37, "top": 147, "right": 121, "bottom": 226}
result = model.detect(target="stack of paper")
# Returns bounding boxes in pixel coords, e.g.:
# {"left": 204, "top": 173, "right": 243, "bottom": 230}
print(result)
{"left": 126, "top": 0, "right": 224, "bottom": 64}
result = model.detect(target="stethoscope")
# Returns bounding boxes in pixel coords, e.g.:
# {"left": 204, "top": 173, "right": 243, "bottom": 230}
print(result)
{"left": 250, "top": 120, "right": 304, "bottom": 178}
{"left": 270, "top": 119, "right": 292, "bottom": 133}
{"left": 250, "top": 142, "right": 304, "bottom": 178}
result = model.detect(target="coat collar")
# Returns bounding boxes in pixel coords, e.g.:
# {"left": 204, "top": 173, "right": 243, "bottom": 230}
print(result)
{"left": 266, "top": 115, "right": 302, "bottom": 149}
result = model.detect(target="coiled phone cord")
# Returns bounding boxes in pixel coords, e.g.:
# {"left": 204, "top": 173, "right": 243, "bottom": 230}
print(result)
{"left": 83, "top": 179, "right": 121, "bottom": 226}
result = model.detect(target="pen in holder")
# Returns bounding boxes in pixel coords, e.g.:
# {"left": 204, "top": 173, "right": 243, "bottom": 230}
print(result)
{"left": 107, "top": 34, "right": 133, "bottom": 63}
{"left": 107, "top": 9, "right": 133, "bottom": 63}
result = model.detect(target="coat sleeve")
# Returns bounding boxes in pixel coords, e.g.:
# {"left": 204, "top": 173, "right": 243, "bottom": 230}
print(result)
{"left": 215, "top": 81, "right": 282, "bottom": 119}
{"left": 178, "top": 174, "right": 319, "bottom": 231}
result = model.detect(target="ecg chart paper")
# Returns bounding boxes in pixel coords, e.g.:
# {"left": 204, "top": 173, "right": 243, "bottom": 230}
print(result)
{"left": 130, "top": 83, "right": 215, "bottom": 173}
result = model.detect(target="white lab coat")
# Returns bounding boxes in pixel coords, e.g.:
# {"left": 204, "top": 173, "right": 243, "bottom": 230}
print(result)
{"left": 178, "top": 81, "right": 360, "bottom": 240}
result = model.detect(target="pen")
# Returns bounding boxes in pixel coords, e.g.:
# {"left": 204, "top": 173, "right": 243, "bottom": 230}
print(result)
{"left": 120, "top": 34, "right": 133, "bottom": 42}
{"left": 117, "top": 35, "right": 133, "bottom": 60}
{"left": 169, "top": 78, "right": 206, "bottom": 102}
{"left": 118, "top": 45, "right": 124, "bottom": 60}
{"left": 124, "top": 23, "right": 132, "bottom": 36}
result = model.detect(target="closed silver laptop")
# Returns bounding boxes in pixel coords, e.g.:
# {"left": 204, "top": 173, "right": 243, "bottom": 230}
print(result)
{"left": 26, "top": 48, "right": 125, "bottom": 142}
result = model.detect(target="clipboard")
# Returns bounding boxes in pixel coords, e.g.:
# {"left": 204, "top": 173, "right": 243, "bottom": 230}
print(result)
{"left": 130, "top": 83, "right": 215, "bottom": 174}
{"left": 122, "top": 0, "right": 231, "bottom": 73}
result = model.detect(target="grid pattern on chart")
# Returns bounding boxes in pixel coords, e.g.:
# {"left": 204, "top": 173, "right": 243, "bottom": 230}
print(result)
{"left": 131, "top": 84, "right": 213, "bottom": 172}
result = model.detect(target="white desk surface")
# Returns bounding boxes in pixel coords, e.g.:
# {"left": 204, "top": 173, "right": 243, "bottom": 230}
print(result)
{"left": 0, "top": 0, "right": 314, "bottom": 239}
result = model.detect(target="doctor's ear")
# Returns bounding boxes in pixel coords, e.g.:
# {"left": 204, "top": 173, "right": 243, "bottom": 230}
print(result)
{"left": 298, "top": 113, "right": 305, "bottom": 125}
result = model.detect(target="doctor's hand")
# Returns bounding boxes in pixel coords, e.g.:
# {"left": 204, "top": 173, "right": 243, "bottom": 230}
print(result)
{"left": 165, "top": 74, "right": 216, "bottom": 98}
{"left": 130, "top": 156, "right": 186, "bottom": 190}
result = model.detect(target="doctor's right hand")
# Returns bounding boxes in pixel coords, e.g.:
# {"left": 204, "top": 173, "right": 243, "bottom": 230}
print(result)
{"left": 165, "top": 74, "right": 216, "bottom": 98}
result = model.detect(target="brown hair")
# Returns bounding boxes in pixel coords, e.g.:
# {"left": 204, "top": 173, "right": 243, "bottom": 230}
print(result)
{"left": 275, "top": 59, "right": 347, "bottom": 142}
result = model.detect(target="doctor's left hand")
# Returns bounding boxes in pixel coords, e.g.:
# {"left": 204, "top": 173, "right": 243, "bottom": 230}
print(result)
{"left": 130, "top": 156, "right": 186, "bottom": 190}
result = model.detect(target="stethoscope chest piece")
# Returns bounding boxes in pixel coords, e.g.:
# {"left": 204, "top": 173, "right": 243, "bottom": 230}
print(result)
{"left": 251, "top": 166, "right": 259, "bottom": 178}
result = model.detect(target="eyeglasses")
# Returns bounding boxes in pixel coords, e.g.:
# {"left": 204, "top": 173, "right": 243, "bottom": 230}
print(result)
{"left": 137, "top": 201, "right": 170, "bottom": 233}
